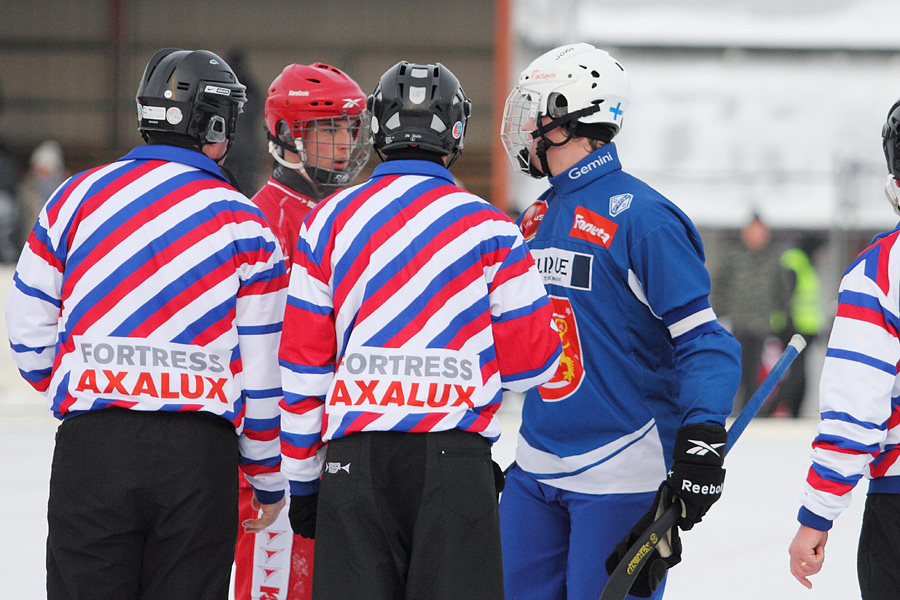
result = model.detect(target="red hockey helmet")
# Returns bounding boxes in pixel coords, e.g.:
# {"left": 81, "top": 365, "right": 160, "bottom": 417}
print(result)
{"left": 264, "top": 63, "right": 370, "bottom": 191}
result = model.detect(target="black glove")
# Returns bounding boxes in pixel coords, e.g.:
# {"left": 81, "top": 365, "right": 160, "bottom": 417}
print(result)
{"left": 492, "top": 460, "right": 506, "bottom": 499}
{"left": 666, "top": 423, "right": 727, "bottom": 530}
{"left": 605, "top": 485, "right": 683, "bottom": 598}
{"left": 288, "top": 493, "right": 319, "bottom": 539}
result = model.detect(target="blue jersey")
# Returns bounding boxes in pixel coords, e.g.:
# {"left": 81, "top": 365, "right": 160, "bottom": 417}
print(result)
{"left": 515, "top": 143, "right": 741, "bottom": 495}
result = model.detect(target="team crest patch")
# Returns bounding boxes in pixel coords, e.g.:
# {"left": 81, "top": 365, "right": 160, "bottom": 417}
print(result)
{"left": 570, "top": 206, "right": 617, "bottom": 249}
{"left": 609, "top": 193, "right": 633, "bottom": 217}
{"left": 539, "top": 296, "right": 584, "bottom": 401}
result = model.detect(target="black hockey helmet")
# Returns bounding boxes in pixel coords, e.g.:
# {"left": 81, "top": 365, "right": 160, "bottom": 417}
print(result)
{"left": 136, "top": 48, "right": 247, "bottom": 145}
{"left": 883, "top": 98, "right": 900, "bottom": 177}
{"left": 367, "top": 61, "right": 472, "bottom": 167}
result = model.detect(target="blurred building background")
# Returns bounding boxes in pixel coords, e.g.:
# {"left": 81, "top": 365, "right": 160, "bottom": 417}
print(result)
{"left": 0, "top": 0, "right": 499, "bottom": 199}
{"left": 2, "top": 0, "right": 899, "bottom": 413}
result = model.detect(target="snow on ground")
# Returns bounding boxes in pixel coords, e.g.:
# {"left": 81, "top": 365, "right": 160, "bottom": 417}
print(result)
{"left": 0, "top": 266, "right": 865, "bottom": 599}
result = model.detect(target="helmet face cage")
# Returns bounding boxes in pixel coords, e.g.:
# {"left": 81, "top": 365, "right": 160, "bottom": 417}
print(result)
{"left": 288, "top": 113, "right": 371, "bottom": 188}
{"left": 500, "top": 86, "right": 544, "bottom": 176}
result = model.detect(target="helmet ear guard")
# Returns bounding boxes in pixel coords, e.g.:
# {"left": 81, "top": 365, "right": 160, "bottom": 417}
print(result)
{"left": 205, "top": 115, "right": 227, "bottom": 144}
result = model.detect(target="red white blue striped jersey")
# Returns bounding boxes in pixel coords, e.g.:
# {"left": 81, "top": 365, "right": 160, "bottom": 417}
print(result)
{"left": 5, "top": 144, "right": 288, "bottom": 499}
{"left": 279, "top": 159, "right": 561, "bottom": 493}
{"left": 799, "top": 224, "right": 900, "bottom": 531}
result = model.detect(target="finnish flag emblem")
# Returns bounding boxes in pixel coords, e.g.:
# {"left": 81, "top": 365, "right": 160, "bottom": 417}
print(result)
{"left": 609, "top": 193, "right": 633, "bottom": 217}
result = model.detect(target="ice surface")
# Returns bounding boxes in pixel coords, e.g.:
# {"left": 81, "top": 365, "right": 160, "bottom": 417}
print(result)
{"left": 0, "top": 265, "right": 865, "bottom": 599}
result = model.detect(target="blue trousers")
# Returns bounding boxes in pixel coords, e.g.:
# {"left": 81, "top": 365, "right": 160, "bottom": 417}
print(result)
{"left": 499, "top": 465, "right": 666, "bottom": 600}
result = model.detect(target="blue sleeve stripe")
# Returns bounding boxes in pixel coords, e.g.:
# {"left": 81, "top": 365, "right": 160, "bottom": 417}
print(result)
{"left": 798, "top": 506, "right": 833, "bottom": 531}
{"left": 12, "top": 273, "right": 62, "bottom": 308}
{"left": 239, "top": 455, "right": 280, "bottom": 467}
{"left": 280, "top": 429, "right": 322, "bottom": 447}
{"left": 244, "top": 387, "right": 281, "bottom": 399}
{"left": 825, "top": 348, "right": 896, "bottom": 375}
{"left": 820, "top": 409, "right": 884, "bottom": 430}
{"left": 810, "top": 461, "right": 863, "bottom": 487}
{"left": 837, "top": 290, "right": 900, "bottom": 333}
{"left": 9, "top": 342, "right": 52, "bottom": 354}
{"left": 814, "top": 433, "right": 880, "bottom": 453}
{"left": 662, "top": 296, "right": 711, "bottom": 327}
{"left": 282, "top": 390, "right": 324, "bottom": 407}
{"left": 21, "top": 367, "right": 52, "bottom": 384}
{"left": 244, "top": 415, "right": 280, "bottom": 430}
{"left": 286, "top": 295, "right": 332, "bottom": 315}
{"left": 278, "top": 359, "right": 333, "bottom": 376}
{"left": 237, "top": 323, "right": 282, "bottom": 335}
{"left": 838, "top": 289, "right": 882, "bottom": 311}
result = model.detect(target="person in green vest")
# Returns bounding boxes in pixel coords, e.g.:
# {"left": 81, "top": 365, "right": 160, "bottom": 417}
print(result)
{"left": 762, "top": 236, "right": 824, "bottom": 417}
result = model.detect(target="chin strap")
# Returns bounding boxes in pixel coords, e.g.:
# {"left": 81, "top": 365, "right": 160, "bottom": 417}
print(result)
{"left": 886, "top": 175, "right": 900, "bottom": 217}
{"left": 530, "top": 123, "right": 575, "bottom": 178}
{"left": 266, "top": 129, "right": 327, "bottom": 195}
{"left": 527, "top": 104, "right": 601, "bottom": 178}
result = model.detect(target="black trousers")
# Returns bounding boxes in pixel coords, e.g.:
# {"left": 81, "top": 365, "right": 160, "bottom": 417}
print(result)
{"left": 47, "top": 408, "right": 239, "bottom": 600}
{"left": 312, "top": 429, "right": 503, "bottom": 600}
{"left": 858, "top": 493, "right": 900, "bottom": 600}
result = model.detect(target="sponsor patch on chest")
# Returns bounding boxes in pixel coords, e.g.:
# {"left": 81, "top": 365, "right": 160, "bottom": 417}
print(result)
{"left": 570, "top": 206, "right": 618, "bottom": 248}
{"left": 531, "top": 247, "right": 593, "bottom": 290}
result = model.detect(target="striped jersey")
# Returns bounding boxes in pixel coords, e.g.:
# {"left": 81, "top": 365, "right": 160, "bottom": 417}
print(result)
{"left": 278, "top": 159, "right": 561, "bottom": 493}
{"left": 799, "top": 224, "right": 900, "bottom": 531}
{"left": 514, "top": 143, "right": 741, "bottom": 495}
{"left": 5, "top": 144, "right": 288, "bottom": 499}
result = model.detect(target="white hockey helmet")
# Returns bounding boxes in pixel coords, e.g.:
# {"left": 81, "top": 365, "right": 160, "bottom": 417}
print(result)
{"left": 500, "top": 42, "right": 630, "bottom": 178}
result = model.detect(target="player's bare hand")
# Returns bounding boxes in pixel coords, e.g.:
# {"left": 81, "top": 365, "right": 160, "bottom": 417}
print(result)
{"left": 242, "top": 494, "right": 286, "bottom": 533}
{"left": 788, "top": 525, "right": 828, "bottom": 589}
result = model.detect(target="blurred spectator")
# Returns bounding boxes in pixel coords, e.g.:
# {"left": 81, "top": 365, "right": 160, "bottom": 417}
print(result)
{"left": 710, "top": 213, "right": 793, "bottom": 415}
{"left": 0, "top": 80, "right": 22, "bottom": 264}
{"left": 17, "top": 140, "right": 66, "bottom": 246}
{"left": 760, "top": 235, "right": 825, "bottom": 417}
{"left": 223, "top": 49, "right": 264, "bottom": 194}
